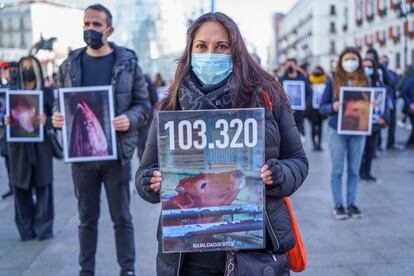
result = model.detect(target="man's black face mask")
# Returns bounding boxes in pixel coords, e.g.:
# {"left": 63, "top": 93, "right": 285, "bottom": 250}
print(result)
{"left": 83, "top": 29, "right": 104, "bottom": 50}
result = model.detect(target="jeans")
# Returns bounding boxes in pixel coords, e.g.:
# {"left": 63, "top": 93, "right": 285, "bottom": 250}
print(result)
{"left": 71, "top": 161, "right": 135, "bottom": 275}
{"left": 329, "top": 128, "right": 366, "bottom": 206}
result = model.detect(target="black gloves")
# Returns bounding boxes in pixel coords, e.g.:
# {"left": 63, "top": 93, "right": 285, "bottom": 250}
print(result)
{"left": 141, "top": 168, "right": 158, "bottom": 193}
{"left": 266, "top": 159, "right": 285, "bottom": 185}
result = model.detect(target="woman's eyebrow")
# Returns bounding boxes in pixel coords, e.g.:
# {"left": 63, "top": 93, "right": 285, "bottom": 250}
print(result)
{"left": 194, "top": 40, "right": 206, "bottom": 44}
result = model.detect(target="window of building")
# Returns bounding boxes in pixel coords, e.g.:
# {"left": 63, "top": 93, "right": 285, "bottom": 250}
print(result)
{"left": 330, "top": 5, "right": 336, "bottom": 15}
{"left": 330, "top": 22, "right": 336, "bottom": 33}
{"left": 396, "top": 52, "right": 401, "bottom": 69}
{"left": 411, "top": 50, "right": 414, "bottom": 66}
{"left": 330, "top": 41, "right": 336, "bottom": 54}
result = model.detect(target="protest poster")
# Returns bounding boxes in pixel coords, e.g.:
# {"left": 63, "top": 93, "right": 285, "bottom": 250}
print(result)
{"left": 338, "top": 86, "right": 374, "bottom": 135}
{"left": 158, "top": 108, "right": 265, "bottom": 253}
{"left": 59, "top": 86, "right": 117, "bottom": 162}
{"left": 312, "top": 83, "right": 326, "bottom": 109}
{"left": 283, "top": 80, "right": 306, "bottom": 110}
{"left": 6, "top": 90, "right": 43, "bottom": 142}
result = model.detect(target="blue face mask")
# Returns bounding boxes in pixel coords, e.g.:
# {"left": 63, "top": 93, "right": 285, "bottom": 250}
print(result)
{"left": 191, "top": 53, "right": 233, "bottom": 87}
{"left": 364, "top": 67, "right": 374, "bottom": 77}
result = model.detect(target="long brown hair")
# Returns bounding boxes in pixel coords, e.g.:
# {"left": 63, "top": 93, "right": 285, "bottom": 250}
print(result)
{"left": 159, "top": 12, "right": 288, "bottom": 110}
{"left": 333, "top": 47, "right": 368, "bottom": 99}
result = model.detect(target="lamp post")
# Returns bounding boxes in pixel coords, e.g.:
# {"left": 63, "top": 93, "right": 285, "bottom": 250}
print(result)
{"left": 399, "top": 1, "right": 409, "bottom": 70}
{"left": 211, "top": 0, "right": 215, "bottom": 12}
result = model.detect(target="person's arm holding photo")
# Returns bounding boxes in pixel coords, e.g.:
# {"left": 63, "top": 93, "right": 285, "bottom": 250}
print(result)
{"left": 319, "top": 77, "right": 339, "bottom": 115}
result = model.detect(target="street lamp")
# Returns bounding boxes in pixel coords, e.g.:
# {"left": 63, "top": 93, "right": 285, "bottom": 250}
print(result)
{"left": 398, "top": 1, "right": 410, "bottom": 70}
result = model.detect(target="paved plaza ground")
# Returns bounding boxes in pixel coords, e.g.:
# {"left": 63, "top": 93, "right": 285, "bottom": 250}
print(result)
{"left": 0, "top": 123, "right": 413, "bottom": 276}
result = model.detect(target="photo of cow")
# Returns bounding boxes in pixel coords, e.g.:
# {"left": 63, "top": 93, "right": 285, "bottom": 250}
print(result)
{"left": 338, "top": 86, "right": 374, "bottom": 135}
{"left": 158, "top": 109, "right": 265, "bottom": 253}
{"left": 59, "top": 86, "right": 117, "bottom": 162}
{"left": 6, "top": 90, "right": 43, "bottom": 142}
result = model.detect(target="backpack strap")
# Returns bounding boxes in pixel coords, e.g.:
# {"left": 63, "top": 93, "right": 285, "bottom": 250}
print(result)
{"left": 260, "top": 91, "right": 273, "bottom": 112}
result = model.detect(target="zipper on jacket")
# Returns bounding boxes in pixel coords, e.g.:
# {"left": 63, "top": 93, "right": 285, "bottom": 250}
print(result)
{"left": 264, "top": 209, "right": 280, "bottom": 252}
{"left": 176, "top": 253, "right": 183, "bottom": 276}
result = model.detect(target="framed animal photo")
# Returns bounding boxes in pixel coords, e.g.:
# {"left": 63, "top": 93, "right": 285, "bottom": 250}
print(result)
{"left": 59, "top": 86, "right": 117, "bottom": 162}
{"left": 338, "top": 87, "right": 374, "bottom": 135}
{"left": 6, "top": 90, "right": 44, "bottom": 142}
{"left": 312, "top": 83, "right": 326, "bottom": 109}
{"left": 282, "top": 80, "right": 306, "bottom": 110}
{"left": 158, "top": 108, "right": 265, "bottom": 253}
{"left": 0, "top": 89, "right": 7, "bottom": 127}
{"left": 372, "top": 87, "right": 386, "bottom": 124}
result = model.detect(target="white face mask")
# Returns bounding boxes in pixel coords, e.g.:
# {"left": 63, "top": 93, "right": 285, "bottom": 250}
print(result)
{"left": 342, "top": 60, "right": 359, "bottom": 73}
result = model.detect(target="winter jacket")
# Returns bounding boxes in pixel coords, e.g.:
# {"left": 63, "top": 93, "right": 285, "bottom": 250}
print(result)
{"left": 56, "top": 42, "right": 151, "bottom": 163}
{"left": 135, "top": 88, "right": 309, "bottom": 276}
{"left": 319, "top": 77, "right": 340, "bottom": 129}
{"left": 402, "top": 76, "right": 414, "bottom": 114}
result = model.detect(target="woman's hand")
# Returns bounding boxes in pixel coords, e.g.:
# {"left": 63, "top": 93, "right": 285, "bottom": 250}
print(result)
{"left": 261, "top": 159, "right": 284, "bottom": 186}
{"left": 332, "top": 101, "right": 340, "bottom": 112}
{"left": 141, "top": 169, "right": 162, "bottom": 193}
{"left": 39, "top": 113, "right": 46, "bottom": 126}
{"left": 3, "top": 115, "right": 10, "bottom": 126}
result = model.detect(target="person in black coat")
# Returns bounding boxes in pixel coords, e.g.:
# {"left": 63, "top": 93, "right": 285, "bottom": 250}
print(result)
{"left": 135, "top": 12, "right": 308, "bottom": 276}
{"left": 4, "top": 56, "right": 54, "bottom": 241}
{"left": 360, "top": 58, "right": 389, "bottom": 182}
{"left": 278, "top": 58, "right": 312, "bottom": 138}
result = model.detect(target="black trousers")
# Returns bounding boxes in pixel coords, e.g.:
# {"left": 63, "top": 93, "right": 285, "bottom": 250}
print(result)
{"left": 4, "top": 155, "right": 12, "bottom": 190}
{"left": 14, "top": 184, "right": 54, "bottom": 240}
{"left": 311, "top": 121, "right": 323, "bottom": 149}
{"left": 360, "top": 129, "right": 380, "bottom": 177}
{"left": 71, "top": 161, "right": 135, "bottom": 275}
{"left": 294, "top": 112, "right": 305, "bottom": 136}
{"left": 408, "top": 113, "right": 414, "bottom": 146}
{"left": 387, "top": 107, "right": 397, "bottom": 148}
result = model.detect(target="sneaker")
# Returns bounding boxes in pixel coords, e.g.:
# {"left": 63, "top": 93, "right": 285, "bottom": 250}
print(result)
{"left": 333, "top": 204, "right": 348, "bottom": 220}
{"left": 365, "top": 175, "right": 377, "bottom": 182}
{"left": 1, "top": 189, "right": 13, "bottom": 199}
{"left": 347, "top": 204, "right": 362, "bottom": 219}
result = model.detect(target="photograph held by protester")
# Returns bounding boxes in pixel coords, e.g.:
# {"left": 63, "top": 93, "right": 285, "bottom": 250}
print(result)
{"left": 278, "top": 58, "right": 312, "bottom": 138}
{"left": 52, "top": 4, "right": 151, "bottom": 276}
{"left": 360, "top": 58, "right": 389, "bottom": 182}
{"left": 308, "top": 66, "right": 328, "bottom": 151}
{"left": 135, "top": 12, "right": 308, "bottom": 276}
{"left": 320, "top": 47, "right": 369, "bottom": 220}
{"left": 4, "top": 56, "right": 55, "bottom": 241}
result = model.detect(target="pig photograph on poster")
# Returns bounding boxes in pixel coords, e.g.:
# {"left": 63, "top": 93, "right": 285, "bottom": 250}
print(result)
{"left": 158, "top": 108, "right": 265, "bottom": 253}
{"left": 6, "top": 90, "right": 43, "bottom": 142}
{"left": 59, "top": 86, "right": 117, "bottom": 162}
{"left": 283, "top": 80, "right": 306, "bottom": 110}
{"left": 0, "top": 89, "right": 6, "bottom": 127}
{"left": 338, "top": 87, "right": 374, "bottom": 135}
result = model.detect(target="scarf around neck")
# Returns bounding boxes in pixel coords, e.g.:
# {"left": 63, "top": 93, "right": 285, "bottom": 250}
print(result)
{"left": 178, "top": 74, "right": 232, "bottom": 110}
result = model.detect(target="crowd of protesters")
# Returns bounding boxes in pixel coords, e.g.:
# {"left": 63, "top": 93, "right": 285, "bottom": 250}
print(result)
{"left": 0, "top": 3, "right": 413, "bottom": 276}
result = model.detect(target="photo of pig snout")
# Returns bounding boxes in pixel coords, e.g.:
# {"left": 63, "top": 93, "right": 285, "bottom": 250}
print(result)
{"left": 164, "top": 170, "right": 246, "bottom": 211}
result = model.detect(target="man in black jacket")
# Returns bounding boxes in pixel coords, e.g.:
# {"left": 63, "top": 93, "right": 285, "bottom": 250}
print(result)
{"left": 52, "top": 4, "right": 150, "bottom": 276}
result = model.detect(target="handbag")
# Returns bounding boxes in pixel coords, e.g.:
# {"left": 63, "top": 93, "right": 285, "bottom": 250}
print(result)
{"left": 284, "top": 197, "right": 306, "bottom": 272}
{"left": 46, "top": 121, "right": 63, "bottom": 160}
{"left": 225, "top": 250, "right": 289, "bottom": 276}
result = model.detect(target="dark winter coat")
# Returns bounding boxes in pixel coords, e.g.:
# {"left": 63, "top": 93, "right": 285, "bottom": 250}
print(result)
{"left": 135, "top": 83, "right": 309, "bottom": 276}
{"left": 9, "top": 56, "right": 54, "bottom": 190}
{"left": 56, "top": 42, "right": 151, "bottom": 164}
{"left": 402, "top": 76, "right": 414, "bottom": 114}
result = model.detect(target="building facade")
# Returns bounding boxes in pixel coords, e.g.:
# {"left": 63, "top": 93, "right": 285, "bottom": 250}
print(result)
{"left": 0, "top": 1, "right": 84, "bottom": 72}
{"left": 274, "top": 0, "right": 414, "bottom": 72}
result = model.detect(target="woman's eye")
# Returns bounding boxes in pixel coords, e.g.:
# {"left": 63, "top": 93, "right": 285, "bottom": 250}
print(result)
{"left": 218, "top": 44, "right": 228, "bottom": 49}
{"left": 196, "top": 44, "right": 206, "bottom": 49}
{"left": 200, "top": 182, "right": 207, "bottom": 189}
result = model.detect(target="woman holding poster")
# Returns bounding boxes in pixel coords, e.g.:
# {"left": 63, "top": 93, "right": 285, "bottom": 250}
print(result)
{"left": 4, "top": 56, "right": 55, "bottom": 241}
{"left": 308, "top": 66, "right": 328, "bottom": 151}
{"left": 320, "top": 47, "right": 369, "bottom": 220}
{"left": 136, "top": 12, "right": 308, "bottom": 276}
{"left": 360, "top": 58, "right": 389, "bottom": 182}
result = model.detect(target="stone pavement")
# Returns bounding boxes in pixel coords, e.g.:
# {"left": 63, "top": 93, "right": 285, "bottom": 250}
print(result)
{"left": 0, "top": 124, "right": 413, "bottom": 276}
